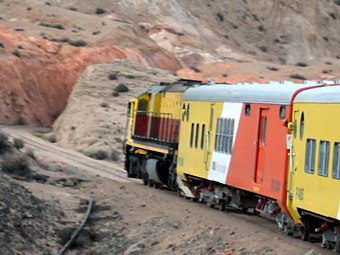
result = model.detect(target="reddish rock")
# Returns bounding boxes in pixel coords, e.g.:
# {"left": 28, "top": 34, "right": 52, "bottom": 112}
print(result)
{"left": 0, "top": 25, "right": 180, "bottom": 126}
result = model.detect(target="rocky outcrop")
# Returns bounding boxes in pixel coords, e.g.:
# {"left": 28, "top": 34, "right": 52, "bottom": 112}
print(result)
{"left": 0, "top": 25, "right": 180, "bottom": 126}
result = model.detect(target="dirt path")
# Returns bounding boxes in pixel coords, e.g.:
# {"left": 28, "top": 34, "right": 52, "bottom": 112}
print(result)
{"left": 1, "top": 126, "right": 332, "bottom": 255}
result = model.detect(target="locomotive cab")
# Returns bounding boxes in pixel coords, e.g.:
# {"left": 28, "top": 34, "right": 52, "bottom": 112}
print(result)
{"left": 123, "top": 79, "right": 202, "bottom": 189}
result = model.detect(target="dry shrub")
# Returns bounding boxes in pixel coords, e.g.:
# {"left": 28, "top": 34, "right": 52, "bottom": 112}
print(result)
{"left": 108, "top": 73, "right": 118, "bottom": 80}
{"left": 13, "top": 138, "right": 24, "bottom": 149}
{"left": 111, "top": 150, "right": 119, "bottom": 161}
{"left": 290, "top": 74, "right": 307, "bottom": 80}
{"left": 46, "top": 134, "right": 57, "bottom": 143}
{"left": 1, "top": 153, "right": 31, "bottom": 176}
{"left": 0, "top": 131, "right": 11, "bottom": 154}
{"left": 26, "top": 148, "right": 36, "bottom": 160}
{"left": 86, "top": 150, "right": 108, "bottom": 160}
{"left": 114, "top": 84, "right": 129, "bottom": 93}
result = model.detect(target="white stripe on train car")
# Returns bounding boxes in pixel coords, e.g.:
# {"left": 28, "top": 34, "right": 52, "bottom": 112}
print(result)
{"left": 337, "top": 202, "right": 340, "bottom": 220}
{"left": 208, "top": 102, "right": 243, "bottom": 184}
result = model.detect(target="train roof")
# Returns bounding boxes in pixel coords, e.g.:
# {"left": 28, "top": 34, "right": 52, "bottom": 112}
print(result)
{"left": 183, "top": 81, "right": 336, "bottom": 105}
{"left": 133, "top": 79, "right": 202, "bottom": 98}
{"left": 294, "top": 84, "right": 340, "bottom": 103}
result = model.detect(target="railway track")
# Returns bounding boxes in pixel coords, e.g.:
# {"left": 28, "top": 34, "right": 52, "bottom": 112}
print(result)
{"left": 0, "top": 126, "right": 136, "bottom": 184}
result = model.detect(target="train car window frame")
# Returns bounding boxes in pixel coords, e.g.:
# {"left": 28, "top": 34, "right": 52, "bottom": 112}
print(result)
{"left": 190, "top": 123, "right": 194, "bottom": 148}
{"left": 186, "top": 104, "right": 190, "bottom": 121}
{"left": 260, "top": 116, "right": 267, "bottom": 143}
{"left": 279, "top": 105, "right": 286, "bottom": 120}
{"left": 214, "top": 117, "right": 235, "bottom": 154}
{"left": 195, "top": 124, "right": 200, "bottom": 148}
{"left": 201, "top": 124, "right": 205, "bottom": 150}
{"left": 214, "top": 118, "right": 220, "bottom": 152}
{"left": 222, "top": 118, "right": 227, "bottom": 153}
{"left": 245, "top": 104, "right": 251, "bottom": 116}
{"left": 127, "top": 102, "right": 132, "bottom": 117}
{"left": 304, "top": 139, "right": 316, "bottom": 174}
{"left": 332, "top": 142, "right": 340, "bottom": 179}
{"left": 299, "top": 112, "right": 305, "bottom": 141}
{"left": 318, "top": 140, "right": 330, "bottom": 177}
{"left": 228, "top": 119, "right": 235, "bottom": 154}
{"left": 182, "top": 103, "right": 186, "bottom": 121}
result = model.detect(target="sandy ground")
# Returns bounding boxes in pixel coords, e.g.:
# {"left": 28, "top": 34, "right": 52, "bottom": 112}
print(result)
{"left": 0, "top": 126, "right": 333, "bottom": 255}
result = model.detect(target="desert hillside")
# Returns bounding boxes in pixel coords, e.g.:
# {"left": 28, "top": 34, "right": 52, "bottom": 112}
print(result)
{"left": 0, "top": 0, "right": 339, "bottom": 125}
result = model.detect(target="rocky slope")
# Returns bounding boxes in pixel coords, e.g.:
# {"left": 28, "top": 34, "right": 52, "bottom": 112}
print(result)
{"left": 52, "top": 60, "right": 176, "bottom": 159}
{"left": 0, "top": 0, "right": 340, "bottom": 125}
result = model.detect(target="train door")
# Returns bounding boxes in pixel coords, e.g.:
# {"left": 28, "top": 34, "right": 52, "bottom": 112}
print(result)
{"left": 204, "top": 103, "right": 214, "bottom": 170}
{"left": 287, "top": 109, "right": 299, "bottom": 199}
{"left": 255, "top": 108, "right": 268, "bottom": 183}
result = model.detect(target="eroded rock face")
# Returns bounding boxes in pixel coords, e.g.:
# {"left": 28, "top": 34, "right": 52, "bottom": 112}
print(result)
{"left": 0, "top": 25, "right": 180, "bottom": 126}
{"left": 52, "top": 60, "right": 177, "bottom": 159}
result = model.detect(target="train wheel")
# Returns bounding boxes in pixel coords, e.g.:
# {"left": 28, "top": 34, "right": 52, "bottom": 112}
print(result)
{"left": 128, "top": 156, "right": 139, "bottom": 178}
{"left": 253, "top": 208, "right": 261, "bottom": 216}
{"left": 300, "top": 227, "right": 310, "bottom": 241}
{"left": 191, "top": 197, "right": 199, "bottom": 202}
{"left": 148, "top": 181, "right": 154, "bottom": 188}
{"left": 219, "top": 200, "right": 226, "bottom": 212}
{"left": 242, "top": 208, "right": 248, "bottom": 214}
{"left": 142, "top": 178, "right": 148, "bottom": 186}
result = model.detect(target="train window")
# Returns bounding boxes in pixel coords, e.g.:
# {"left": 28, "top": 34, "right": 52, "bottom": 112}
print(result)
{"left": 279, "top": 106, "right": 286, "bottom": 120}
{"left": 223, "top": 119, "right": 228, "bottom": 153}
{"left": 186, "top": 104, "right": 190, "bottom": 121}
{"left": 201, "top": 124, "right": 205, "bottom": 149}
{"left": 245, "top": 104, "right": 251, "bottom": 116}
{"left": 137, "top": 99, "right": 148, "bottom": 111}
{"left": 182, "top": 104, "right": 186, "bottom": 121}
{"left": 127, "top": 102, "right": 131, "bottom": 117}
{"left": 332, "top": 142, "right": 340, "bottom": 179}
{"left": 195, "top": 124, "right": 200, "bottom": 148}
{"left": 221, "top": 118, "right": 227, "bottom": 152}
{"left": 304, "top": 139, "right": 316, "bottom": 174}
{"left": 260, "top": 116, "right": 267, "bottom": 143}
{"left": 190, "top": 123, "right": 194, "bottom": 148}
{"left": 228, "top": 119, "right": 235, "bottom": 154}
{"left": 293, "top": 119, "right": 297, "bottom": 139}
{"left": 215, "top": 118, "right": 220, "bottom": 152}
{"left": 299, "top": 112, "right": 304, "bottom": 140}
{"left": 318, "top": 140, "right": 330, "bottom": 177}
{"left": 214, "top": 117, "right": 235, "bottom": 154}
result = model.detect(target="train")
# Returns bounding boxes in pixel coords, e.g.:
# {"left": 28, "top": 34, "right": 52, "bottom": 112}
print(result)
{"left": 123, "top": 78, "right": 340, "bottom": 252}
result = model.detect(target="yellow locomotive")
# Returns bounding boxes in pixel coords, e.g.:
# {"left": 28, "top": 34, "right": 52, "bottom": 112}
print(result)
{"left": 124, "top": 79, "right": 201, "bottom": 190}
